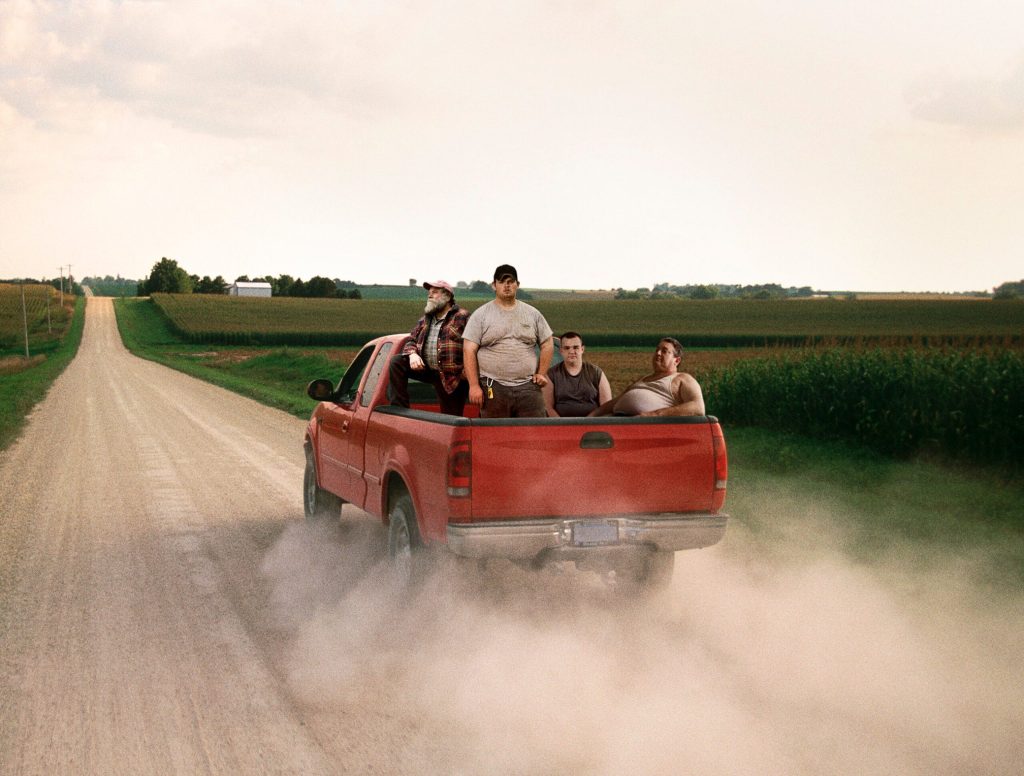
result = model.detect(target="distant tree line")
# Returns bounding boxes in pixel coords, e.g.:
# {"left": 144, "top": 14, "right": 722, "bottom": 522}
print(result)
{"left": 81, "top": 275, "right": 138, "bottom": 296}
{"left": 614, "top": 283, "right": 817, "bottom": 300}
{"left": 231, "top": 274, "right": 362, "bottom": 299}
{"left": 1, "top": 276, "right": 84, "bottom": 295}
{"left": 137, "top": 258, "right": 362, "bottom": 298}
{"left": 125, "top": 258, "right": 1024, "bottom": 301}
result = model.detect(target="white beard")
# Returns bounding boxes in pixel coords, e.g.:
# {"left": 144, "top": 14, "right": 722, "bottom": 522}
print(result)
{"left": 424, "top": 296, "right": 448, "bottom": 315}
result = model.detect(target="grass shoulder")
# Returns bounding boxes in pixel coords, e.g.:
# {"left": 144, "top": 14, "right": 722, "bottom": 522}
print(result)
{"left": 724, "top": 425, "right": 1024, "bottom": 588}
{"left": 115, "top": 297, "right": 351, "bottom": 418}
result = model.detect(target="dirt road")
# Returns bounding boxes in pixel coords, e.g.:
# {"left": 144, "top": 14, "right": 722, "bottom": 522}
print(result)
{"left": 1, "top": 297, "right": 1021, "bottom": 775}
{"left": 0, "top": 297, "right": 427, "bottom": 773}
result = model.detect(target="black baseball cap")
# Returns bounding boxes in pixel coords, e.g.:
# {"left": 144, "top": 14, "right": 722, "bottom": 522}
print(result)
{"left": 493, "top": 264, "right": 518, "bottom": 282}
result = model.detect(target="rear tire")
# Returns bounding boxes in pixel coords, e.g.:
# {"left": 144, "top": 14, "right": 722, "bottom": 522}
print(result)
{"left": 303, "top": 447, "right": 342, "bottom": 522}
{"left": 387, "top": 493, "right": 423, "bottom": 587}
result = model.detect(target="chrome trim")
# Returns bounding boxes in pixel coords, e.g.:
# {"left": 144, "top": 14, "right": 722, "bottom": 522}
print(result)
{"left": 446, "top": 513, "right": 727, "bottom": 559}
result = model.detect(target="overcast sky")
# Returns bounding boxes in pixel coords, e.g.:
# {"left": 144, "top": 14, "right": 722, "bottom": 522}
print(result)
{"left": 2, "top": 1, "right": 1022, "bottom": 292}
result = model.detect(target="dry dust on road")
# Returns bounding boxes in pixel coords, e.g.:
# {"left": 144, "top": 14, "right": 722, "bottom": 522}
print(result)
{"left": 1, "top": 296, "right": 1021, "bottom": 775}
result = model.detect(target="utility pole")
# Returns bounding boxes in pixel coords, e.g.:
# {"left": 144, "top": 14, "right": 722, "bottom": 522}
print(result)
{"left": 46, "top": 282, "right": 52, "bottom": 333}
{"left": 21, "top": 281, "right": 30, "bottom": 358}
{"left": 58, "top": 266, "right": 64, "bottom": 307}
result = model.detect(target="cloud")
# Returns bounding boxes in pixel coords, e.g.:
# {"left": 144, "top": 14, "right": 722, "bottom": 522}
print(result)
{"left": 0, "top": 0, "right": 394, "bottom": 137}
{"left": 906, "top": 58, "right": 1024, "bottom": 132}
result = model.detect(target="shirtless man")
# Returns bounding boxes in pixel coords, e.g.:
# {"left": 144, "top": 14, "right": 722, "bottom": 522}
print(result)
{"left": 589, "top": 337, "right": 705, "bottom": 417}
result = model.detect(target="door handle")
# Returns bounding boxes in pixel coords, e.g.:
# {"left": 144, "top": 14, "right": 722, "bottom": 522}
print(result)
{"left": 580, "top": 431, "right": 613, "bottom": 449}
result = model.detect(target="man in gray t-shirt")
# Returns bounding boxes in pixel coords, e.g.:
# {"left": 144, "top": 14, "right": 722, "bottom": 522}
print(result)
{"left": 463, "top": 264, "right": 553, "bottom": 418}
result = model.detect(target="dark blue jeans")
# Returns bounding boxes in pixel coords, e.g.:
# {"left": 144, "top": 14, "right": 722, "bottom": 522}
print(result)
{"left": 388, "top": 353, "right": 468, "bottom": 416}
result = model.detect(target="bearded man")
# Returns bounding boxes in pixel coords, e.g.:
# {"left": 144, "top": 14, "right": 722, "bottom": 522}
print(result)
{"left": 387, "top": 280, "right": 470, "bottom": 416}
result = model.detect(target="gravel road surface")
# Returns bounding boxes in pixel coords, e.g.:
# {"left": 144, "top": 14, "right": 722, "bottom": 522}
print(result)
{"left": 0, "top": 297, "right": 444, "bottom": 774}
{"left": 1, "top": 296, "right": 1020, "bottom": 775}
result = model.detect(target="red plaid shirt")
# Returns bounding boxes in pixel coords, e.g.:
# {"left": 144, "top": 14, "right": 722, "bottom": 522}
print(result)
{"left": 402, "top": 304, "right": 469, "bottom": 394}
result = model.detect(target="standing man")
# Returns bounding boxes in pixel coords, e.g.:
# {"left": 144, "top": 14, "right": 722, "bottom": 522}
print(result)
{"left": 543, "top": 331, "right": 613, "bottom": 417}
{"left": 388, "top": 280, "right": 469, "bottom": 416}
{"left": 590, "top": 337, "right": 705, "bottom": 417}
{"left": 463, "top": 264, "right": 554, "bottom": 418}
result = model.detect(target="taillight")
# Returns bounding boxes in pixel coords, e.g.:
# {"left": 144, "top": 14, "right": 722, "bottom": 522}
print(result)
{"left": 711, "top": 424, "right": 728, "bottom": 510}
{"left": 447, "top": 437, "right": 472, "bottom": 497}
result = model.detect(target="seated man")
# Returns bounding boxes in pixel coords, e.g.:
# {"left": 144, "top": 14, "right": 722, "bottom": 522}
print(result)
{"left": 388, "top": 280, "right": 469, "bottom": 416}
{"left": 542, "top": 331, "right": 612, "bottom": 417}
{"left": 590, "top": 337, "right": 705, "bottom": 417}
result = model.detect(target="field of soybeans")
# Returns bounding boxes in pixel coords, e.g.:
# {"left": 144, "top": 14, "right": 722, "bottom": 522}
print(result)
{"left": 145, "top": 293, "right": 1023, "bottom": 469}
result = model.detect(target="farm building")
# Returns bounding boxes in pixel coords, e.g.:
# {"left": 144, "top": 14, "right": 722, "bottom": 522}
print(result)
{"left": 227, "top": 281, "right": 272, "bottom": 297}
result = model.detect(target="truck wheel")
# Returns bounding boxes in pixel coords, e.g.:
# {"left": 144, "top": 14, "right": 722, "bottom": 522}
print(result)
{"left": 624, "top": 550, "right": 675, "bottom": 592}
{"left": 387, "top": 493, "right": 422, "bottom": 587}
{"left": 304, "top": 448, "right": 342, "bottom": 522}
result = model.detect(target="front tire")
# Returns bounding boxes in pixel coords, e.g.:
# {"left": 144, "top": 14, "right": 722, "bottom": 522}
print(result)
{"left": 303, "top": 447, "right": 342, "bottom": 522}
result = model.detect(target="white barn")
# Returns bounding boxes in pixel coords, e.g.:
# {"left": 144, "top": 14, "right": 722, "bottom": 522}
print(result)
{"left": 227, "top": 281, "right": 272, "bottom": 297}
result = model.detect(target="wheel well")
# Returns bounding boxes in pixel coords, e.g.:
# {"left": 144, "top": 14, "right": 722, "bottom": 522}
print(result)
{"left": 385, "top": 474, "right": 410, "bottom": 523}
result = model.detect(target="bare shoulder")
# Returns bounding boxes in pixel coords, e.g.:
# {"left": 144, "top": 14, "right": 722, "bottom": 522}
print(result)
{"left": 673, "top": 371, "right": 702, "bottom": 396}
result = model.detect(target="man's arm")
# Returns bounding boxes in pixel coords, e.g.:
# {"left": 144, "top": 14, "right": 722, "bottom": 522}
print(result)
{"left": 597, "top": 372, "right": 613, "bottom": 406}
{"left": 463, "top": 340, "right": 484, "bottom": 407}
{"left": 643, "top": 373, "right": 705, "bottom": 417}
{"left": 589, "top": 395, "right": 618, "bottom": 417}
{"left": 541, "top": 378, "right": 558, "bottom": 416}
{"left": 402, "top": 317, "right": 426, "bottom": 357}
{"left": 532, "top": 337, "right": 553, "bottom": 387}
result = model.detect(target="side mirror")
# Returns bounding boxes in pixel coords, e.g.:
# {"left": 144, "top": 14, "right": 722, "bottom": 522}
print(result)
{"left": 306, "top": 379, "right": 335, "bottom": 401}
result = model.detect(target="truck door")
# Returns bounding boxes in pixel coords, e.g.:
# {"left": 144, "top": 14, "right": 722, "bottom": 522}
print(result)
{"left": 318, "top": 342, "right": 395, "bottom": 510}
{"left": 318, "top": 345, "right": 373, "bottom": 504}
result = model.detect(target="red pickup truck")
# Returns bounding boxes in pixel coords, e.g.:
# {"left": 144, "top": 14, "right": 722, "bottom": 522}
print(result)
{"left": 303, "top": 334, "right": 728, "bottom": 590}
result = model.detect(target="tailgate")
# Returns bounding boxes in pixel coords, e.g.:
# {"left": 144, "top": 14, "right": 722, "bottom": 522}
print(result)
{"left": 466, "top": 417, "right": 717, "bottom": 519}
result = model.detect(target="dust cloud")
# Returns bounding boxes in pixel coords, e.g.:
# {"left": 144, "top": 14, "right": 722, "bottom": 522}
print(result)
{"left": 260, "top": 504, "right": 1023, "bottom": 775}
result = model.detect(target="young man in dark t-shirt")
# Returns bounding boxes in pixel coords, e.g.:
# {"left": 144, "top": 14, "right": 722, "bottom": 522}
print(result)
{"left": 542, "top": 331, "right": 612, "bottom": 417}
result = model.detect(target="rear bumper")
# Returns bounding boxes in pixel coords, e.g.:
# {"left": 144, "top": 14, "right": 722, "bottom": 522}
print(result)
{"left": 446, "top": 513, "right": 727, "bottom": 560}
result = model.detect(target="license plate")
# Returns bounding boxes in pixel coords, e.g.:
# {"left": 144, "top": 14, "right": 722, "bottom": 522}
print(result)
{"left": 572, "top": 521, "right": 618, "bottom": 546}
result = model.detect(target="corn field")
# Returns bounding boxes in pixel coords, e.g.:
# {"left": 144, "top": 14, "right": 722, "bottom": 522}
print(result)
{"left": 704, "top": 347, "right": 1024, "bottom": 467}
{"left": 150, "top": 293, "right": 1024, "bottom": 348}
{"left": 0, "top": 283, "right": 73, "bottom": 354}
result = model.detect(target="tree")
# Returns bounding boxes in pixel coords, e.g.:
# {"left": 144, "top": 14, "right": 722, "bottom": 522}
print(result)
{"left": 993, "top": 280, "right": 1023, "bottom": 299}
{"left": 272, "top": 274, "right": 296, "bottom": 296}
{"left": 304, "top": 276, "right": 338, "bottom": 297}
{"left": 689, "top": 285, "right": 719, "bottom": 299}
{"left": 192, "top": 275, "right": 227, "bottom": 294}
{"left": 140, "top": 257, "right": 193, "bottom": 295}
